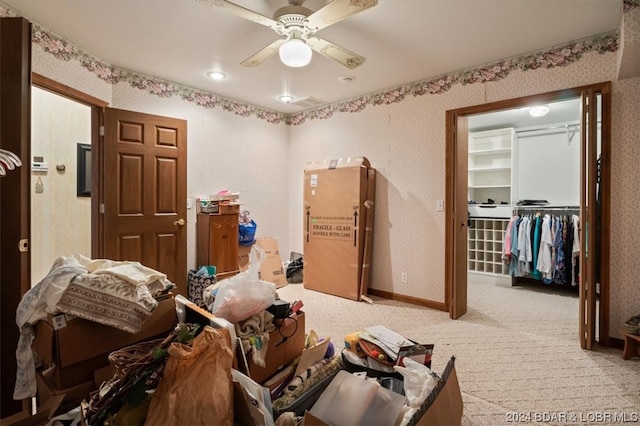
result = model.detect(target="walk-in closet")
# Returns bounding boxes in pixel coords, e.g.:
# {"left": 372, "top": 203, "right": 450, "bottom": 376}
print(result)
{"left": 465, "top": 95, "right": 602, "bottom": 332}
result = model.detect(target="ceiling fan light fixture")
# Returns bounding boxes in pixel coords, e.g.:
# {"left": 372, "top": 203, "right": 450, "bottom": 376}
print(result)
{"left": 529, "top": 105, "right": 550, "bottom": 117}
{"left": 279, "top": 39, "right": 312, "bottom": 68}
{"left": 207, "top": 71, "right": 227, "bottom": 81}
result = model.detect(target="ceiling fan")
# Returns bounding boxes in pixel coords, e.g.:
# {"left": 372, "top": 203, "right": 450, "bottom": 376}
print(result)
{"left": 197, "top": 0, "right": 378, "bottom": 69}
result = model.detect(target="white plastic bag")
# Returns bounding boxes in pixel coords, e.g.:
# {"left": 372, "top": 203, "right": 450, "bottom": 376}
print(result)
{"left": 393, "top": 357, "right": 438, "bottom": 407}
{"left": 211, "top": 245, "right": 276, "bottom": 323}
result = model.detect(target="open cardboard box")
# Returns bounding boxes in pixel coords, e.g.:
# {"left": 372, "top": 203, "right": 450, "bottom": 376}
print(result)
{"left": 238, "top": 237, "right": 287, "bottom": 288}
{"left": 303, "top": 356, "right": 463, "bottom": 426}
{"left": 239, "top": 311, "right": 305, "bottom": 384}
{"left": 31, "top": 295, "right": 177, "bottom": 388}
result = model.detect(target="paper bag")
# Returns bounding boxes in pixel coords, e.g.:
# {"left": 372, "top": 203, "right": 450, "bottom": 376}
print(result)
{"left": 144, "top": 327, "right": 234, "bottom": 426}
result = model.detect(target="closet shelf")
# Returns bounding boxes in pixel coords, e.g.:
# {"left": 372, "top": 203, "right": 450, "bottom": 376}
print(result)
{"left": 469, "top": 166, "right": 511, "bottom": 172}
{"left": 469, "top": 184, "right": 510, "bottom": 189}
{"left": 468, "top": 148, "right": 511, "bottom": 156}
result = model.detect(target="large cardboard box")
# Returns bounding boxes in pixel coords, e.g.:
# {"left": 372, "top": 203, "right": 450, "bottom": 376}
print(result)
{"left": 303, "top": 157, "right": 376, "bottom": 300}
{"left": 238, "top": 238, "right": 287, "bottom": 288}
{"left": 31, "top": 296, "right": 177, "bottom": 388}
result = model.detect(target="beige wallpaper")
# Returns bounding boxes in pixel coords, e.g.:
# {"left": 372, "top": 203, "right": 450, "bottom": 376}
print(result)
{"left": 610, "top": 77, "right": 640, "bottom": 337}
{"left": 31, "top": 87, "right": 92, "bottom": 285}
{"left": 22, "top": 8, "right": 639, "bottom": 338}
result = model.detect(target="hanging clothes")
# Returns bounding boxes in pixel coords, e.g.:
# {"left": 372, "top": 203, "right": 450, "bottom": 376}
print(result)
{"left": 517, "top": 216, "right": 532, "bottom": 277}
{"left": 536, "top": 214, "right": 553, "bottom": 281}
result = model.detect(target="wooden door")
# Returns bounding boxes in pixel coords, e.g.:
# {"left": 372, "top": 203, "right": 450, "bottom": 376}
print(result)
{"left": 447, "top": 112, "right": 469, "bottom": 318}
{"left": 103, "top": 108, "right": 187, "bottom": 296}
{"left": 0, "top": 17, "right": 32, "bottom": 421}
{"left": 578, "top": 89, "right": 599, "bottom": 349}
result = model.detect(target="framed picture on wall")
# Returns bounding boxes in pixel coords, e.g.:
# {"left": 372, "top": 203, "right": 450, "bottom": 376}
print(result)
{"left": 77, "top": 143, "right": 91, "bottom": 197}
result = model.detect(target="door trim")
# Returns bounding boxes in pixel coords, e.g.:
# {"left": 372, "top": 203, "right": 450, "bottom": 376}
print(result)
{"left": 31, "top": 73, "right": 108, "bottom": 258}
{"left": 445, "top": 82, "right": 611, "bottom": 345}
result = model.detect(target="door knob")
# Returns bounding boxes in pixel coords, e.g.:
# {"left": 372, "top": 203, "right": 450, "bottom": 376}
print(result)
{"left": 174, "top": 218, "right": 185, "bottom": 226}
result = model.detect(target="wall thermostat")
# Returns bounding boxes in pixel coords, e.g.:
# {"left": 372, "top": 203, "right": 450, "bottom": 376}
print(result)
{"left": 32, "top": 155, "right": 48, "bottom": 172}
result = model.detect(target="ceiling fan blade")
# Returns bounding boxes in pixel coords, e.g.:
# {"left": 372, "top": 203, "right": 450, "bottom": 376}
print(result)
{"left": 306, "top": 0, "right": 378, "bottom": 31}
{"left": 307, "top": 37, "right": 365, "bottom": 69}
{"left": 241, "top": 39, "right": 286, "bottom": 67}
{"left": 197, "top": 0, "right": 283, "bottom": 32}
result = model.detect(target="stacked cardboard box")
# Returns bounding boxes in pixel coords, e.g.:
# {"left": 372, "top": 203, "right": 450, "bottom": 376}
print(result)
{"left": 31, "top": 296, "right": 177, "bottom": 409}
{"left": 303, "top": 157, "right": 376, "bottom": 300}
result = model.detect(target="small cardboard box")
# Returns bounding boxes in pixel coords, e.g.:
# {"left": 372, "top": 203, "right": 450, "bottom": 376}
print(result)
{"left": 303, "top": 157, "right": 376, "bottom": 300}
{"left": 31, "top": 296, "right": 177, "bottom": 388}
{"left": 36, "top": 372, "right": 94, "bottom": 418}
{"left": 238, "top": 238, "right": 287, "bottom": 288}
{"left": 239, "top": 312, "right": 305, "bottom": 384}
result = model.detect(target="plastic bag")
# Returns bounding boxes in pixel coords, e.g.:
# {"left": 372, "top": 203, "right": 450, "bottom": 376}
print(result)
{"left": 211, "top": 245, "right": 276, "bottom": 323}
{"left": 144, "top": 327, "right": 234, "bottom": 426}
{"left": 286, "top": 257, "right": 303, "bottom": 283}
{"left": 238, "top": 210, "right": 257, "bottom": 246}
{"left": 393, "top": 357, "right": 438, "bottom": 407}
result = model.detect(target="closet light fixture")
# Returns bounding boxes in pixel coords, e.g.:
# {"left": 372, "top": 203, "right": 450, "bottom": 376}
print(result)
{"left": 279, "top": 39, "right": 312, "bottom": 68}
{"left": 529, "top": 105, "right": 550, "bottom": 117}
{"left": 207, "top": 71, "right": 227, "bottom": 81}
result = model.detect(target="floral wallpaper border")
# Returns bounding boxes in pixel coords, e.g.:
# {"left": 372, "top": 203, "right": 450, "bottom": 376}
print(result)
{"left": 1, "top": 1, "right": 638, "bottom": 126}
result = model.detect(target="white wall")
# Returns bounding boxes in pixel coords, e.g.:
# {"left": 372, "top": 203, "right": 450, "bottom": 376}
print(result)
{"left": 31, "top": 87, "right": 92, "bottom": 284}
{"left": 515, "top": 128, "right": 581, "bottom": 206}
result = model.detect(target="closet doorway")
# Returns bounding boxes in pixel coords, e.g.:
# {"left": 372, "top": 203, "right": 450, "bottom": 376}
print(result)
{"left": 445, "top": 82, "right": 611, "bottom": 349}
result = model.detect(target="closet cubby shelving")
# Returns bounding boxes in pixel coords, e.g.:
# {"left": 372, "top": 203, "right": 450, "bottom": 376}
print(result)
{"left": 468, "top": 218, "right": 510, "bottom": 276}
{"left": 468, "top": 128, "right": 514, "bottom": 277}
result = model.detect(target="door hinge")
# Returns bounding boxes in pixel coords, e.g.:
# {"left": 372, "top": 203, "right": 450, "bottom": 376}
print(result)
{"left": 19, "top": 238, "right": 29, "bottom": 252}
{"left": 99, "top": 125, "right": 105, "bottom": 136}
{"left": 100, "top": 203, "right": 105, "bottom": 214}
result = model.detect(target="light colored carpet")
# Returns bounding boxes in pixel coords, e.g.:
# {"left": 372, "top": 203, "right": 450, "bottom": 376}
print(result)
{"left": 277, "top": 274, "right": 640, "bottom": 425}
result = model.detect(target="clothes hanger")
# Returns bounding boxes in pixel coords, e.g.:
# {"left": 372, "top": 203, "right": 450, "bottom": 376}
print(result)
{"left": 0, "top": 148, "right": 22, "bottom": 176}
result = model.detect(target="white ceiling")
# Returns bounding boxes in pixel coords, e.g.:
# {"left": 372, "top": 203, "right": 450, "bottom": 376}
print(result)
{"left": 2, "top": 0, "right": 623, "bottom": 114}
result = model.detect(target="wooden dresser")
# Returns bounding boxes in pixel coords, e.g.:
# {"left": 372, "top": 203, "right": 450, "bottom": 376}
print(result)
{"left": 196, "top": 212, "right": 239, "bottom": 278}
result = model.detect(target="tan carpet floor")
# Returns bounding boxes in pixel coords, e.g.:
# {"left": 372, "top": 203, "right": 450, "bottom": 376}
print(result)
{"left": 277, "top": 274, "right": 640, "bottom": 425}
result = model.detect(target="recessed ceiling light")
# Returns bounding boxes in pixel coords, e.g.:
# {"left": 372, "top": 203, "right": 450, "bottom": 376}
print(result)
{"left": 207, "top": 71, "right": 227, "bottom": 81}
{"left": 339, "top": 76, "right": 355, "bottom": 83}
{"left": 278, "top": 95, "right": 294, "bottom": 103}
{"left": 529, "top": 105, "right": 550, "bottom": 117}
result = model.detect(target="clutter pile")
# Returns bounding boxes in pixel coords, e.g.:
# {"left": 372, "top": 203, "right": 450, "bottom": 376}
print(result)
{"left": 14, "top": 254, "right": 175, "bottom": 401}
{"left": 17, "top": 248, "right": 463, "bottom": 425}
{"left": 196, "top": 190, "right": 241, "bottom": 215}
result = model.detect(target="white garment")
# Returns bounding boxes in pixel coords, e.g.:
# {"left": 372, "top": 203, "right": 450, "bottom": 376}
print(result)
{"left": 536, "top": 214, "right": 553, "bottom": 278}
{"left": 571, "top": 215, "right": 581, "bottom": 286}
{"left": 73, "top": 253, "right": 169, "bottom": 292}
{"left": 13, "top": 255, "right": 88, "bottom": 399}
{"left": 517, "top": 216, "right": 532, "bottom": 276}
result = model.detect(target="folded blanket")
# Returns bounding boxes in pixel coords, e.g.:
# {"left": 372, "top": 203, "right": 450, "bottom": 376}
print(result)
{"left": 56, "top": 273, "right": 158, "bottom": 334}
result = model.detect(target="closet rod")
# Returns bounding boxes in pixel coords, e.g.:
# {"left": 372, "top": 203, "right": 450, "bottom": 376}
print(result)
{"left": 513, "top": 206, "right": 579, "bottom": 214}
{"left": 514, "top": 121, "right": 601, "bottom": 135}
{"left": 515, "top": 122, "right": 579, "bottom": 135}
